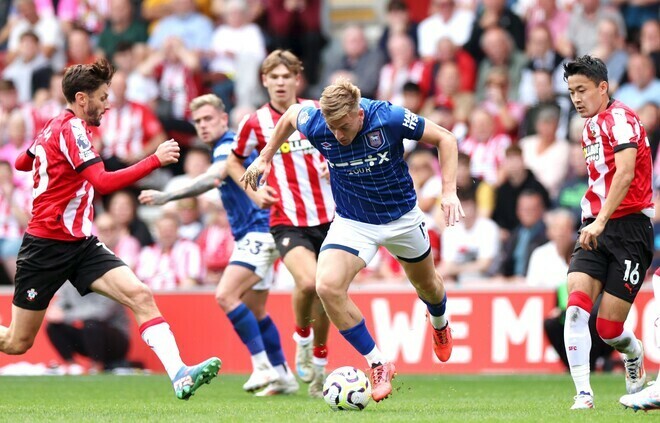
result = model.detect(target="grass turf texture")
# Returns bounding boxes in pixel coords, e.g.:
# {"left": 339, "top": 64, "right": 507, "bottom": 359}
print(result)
{"left": 0, "top": 374, "right": 649, "bottom": 422}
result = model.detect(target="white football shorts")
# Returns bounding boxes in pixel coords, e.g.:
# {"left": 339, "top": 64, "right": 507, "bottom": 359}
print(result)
{"left": 320, "top": 206, "right": 431, "bottom": 265}
{"left": 229, "top": 231, "right": 279, "bottom": 290}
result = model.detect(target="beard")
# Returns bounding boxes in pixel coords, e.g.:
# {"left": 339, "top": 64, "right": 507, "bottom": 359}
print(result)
{"left": 85, "top": 105, "right": 103, "bottom": 127}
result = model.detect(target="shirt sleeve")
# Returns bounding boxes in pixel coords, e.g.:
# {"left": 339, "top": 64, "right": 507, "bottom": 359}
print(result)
{"left": 609, "top": 107, "right": 642, "bottom": 152}
{"left": 295, "top": 105, "right": 321, "bottom": 141}
{"left": 62, "top": 118, "right": 102, "bottom": 172}
{"left": 387, "top": 104, "right": 426, "bottom": 142}
{"left": 232, "top": 114, "right": 259, "bottom": 159}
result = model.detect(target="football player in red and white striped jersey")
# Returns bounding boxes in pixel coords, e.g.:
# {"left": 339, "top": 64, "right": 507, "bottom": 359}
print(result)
{"left": 228, "top": 50, "right": 334, "bottom": 397}
{"left": 0, "top": 58, "right": 221, "bottom": 399}
{"left": 563, "top": 56, "right": 653, "bottom": 410}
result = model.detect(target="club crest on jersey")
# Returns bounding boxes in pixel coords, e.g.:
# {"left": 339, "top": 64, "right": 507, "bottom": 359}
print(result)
{"left": 366, "top": 130, "right": 383, "bottom": 150}
{"left": 26, "top": 288, "right": 37, "bottom": 302}
{"left": 588, "top": 121, "right": 598, "bottom": 138}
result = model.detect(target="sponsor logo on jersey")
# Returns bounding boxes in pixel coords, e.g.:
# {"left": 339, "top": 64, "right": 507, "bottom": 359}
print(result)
{"left": 402, "top": 108, "right": 419, "bottom": 131}
{"left": 327, "top": 151, "right": 390, "bottom": 175}
{"left": 583, "top": 142, "right": 601, "bottom": 163}
{"left": 26, "top": 288, "right": 38, "bottom": 302}
{"left": 278, "top": 139, "right": 315, "bottom": 155}
{"left": 366, "top": 130, "right": 383, "bottom": 149}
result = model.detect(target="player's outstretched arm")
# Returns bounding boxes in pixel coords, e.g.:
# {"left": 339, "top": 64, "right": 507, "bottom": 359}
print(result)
{"left": 81, "top": 139, "right": 180, "bottom": 195}
{"left": 226, "top": 152, "right": 279, "bottom": 208}
{"left": 138, "top": 161, "right": 226, "bottom": 206}
{"left": 419, "top": 121, "right": 465, "bottom": 226}
{"left": 241, "top": 104, "right": 302, "bottom": 191}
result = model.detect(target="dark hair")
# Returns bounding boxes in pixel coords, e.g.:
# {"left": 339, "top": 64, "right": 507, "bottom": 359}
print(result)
{"left": 0, "top": 79, "right": 16, "bottom": 92}
{"left": 563, "top": 55, "right": 608, "bottom": 86}
{"left": 19, "top": 30, "right": 39, "bottom": 43}
{"left": 62, "top": 57, "right": 115, "bottom": 103}
{"left": 114, "top": 41, "right": 134, "bottom": 54}
{"left": 387, "top": 0, "right": 408, "bottom": 11}
{"left": 505, "top": 144, "right": 523, "bottom": 157}
{"left": 402, "top": 81, "right": 421, "bottom": 94}
{"left": 457, "top": 188, "right": 476, "bottom": 203}
{"left": 458, "top": 152, "right": 471, "bottom": 166}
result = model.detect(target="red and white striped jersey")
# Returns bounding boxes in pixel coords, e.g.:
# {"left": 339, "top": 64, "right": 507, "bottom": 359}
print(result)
{"left": 233, "top": 100, "right": 334, "bottom": 228}
{"left": 0, "top": 186, "right": 31, "bottom": 239}
{"left": 459, "top": 133, "right": 512, "bottom": 185}
{"left": 99, "top": 101, "right": 163, "bottom": 161}
{"left": 25, "top": 109, "right": 102, "bottom": 241}
{"left": 135, "top": 240, "right": 202, "bottom": 290}
{"left": 580, "top": 100, "right": 653, "bottom": 220}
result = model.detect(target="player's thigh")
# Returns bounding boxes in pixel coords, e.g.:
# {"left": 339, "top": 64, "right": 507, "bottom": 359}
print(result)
{"left": 398, "top": 252, "right": 438, "bottom": 291}
{"left": 216, "top": 264, "right": 262, "bottom": 301}
{"left": 90, "top": 266, "right": 152, "bottom": 308}
{"left": 227, "top": 232, "right": 278, "bottom": 290}
{"left": 382, "top": 206, "right": 431, "bottom": 264}
{"left": 317, "top": 248, "right": 366, "bottom": 294}
{"left": 602, "top": 216, "right": 653, "bottom": 304}
{"left": 4, "top": 305, "right": 47, "bottom": 347}
{"left": 567, "top": 232, "right": 607, "bottom": 301}
{"left": 71, "top": 236, "right": 129, "bottom": 298}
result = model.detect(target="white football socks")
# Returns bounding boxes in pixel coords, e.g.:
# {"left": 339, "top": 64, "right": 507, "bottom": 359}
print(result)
{"left": 364, "top": 345, "right": 386, "bottom": 367}
{"left": 141, "top": 321, "right": 185, "bottom": 380}
{"left": 429, "top": 314, "right": 447, "bottom": 330}
{"left": 564, "top": 305, "right": 593, "bottom": 395}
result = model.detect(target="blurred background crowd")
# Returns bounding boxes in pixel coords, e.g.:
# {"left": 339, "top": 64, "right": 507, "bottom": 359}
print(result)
{"left": 0, "top": 0, "right": 657, "bottom": 293}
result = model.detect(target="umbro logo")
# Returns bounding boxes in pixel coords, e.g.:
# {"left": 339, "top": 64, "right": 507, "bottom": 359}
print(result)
{"left": 320, "top": 142, "right": 332, "bottom": 149}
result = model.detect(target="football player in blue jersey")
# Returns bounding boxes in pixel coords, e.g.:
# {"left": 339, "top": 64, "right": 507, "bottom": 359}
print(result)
{"left": 139, "top": 94, "right": 298, "bottom": 396}
{"left": 241, "top": 79, "right": 464, "bottom": 402}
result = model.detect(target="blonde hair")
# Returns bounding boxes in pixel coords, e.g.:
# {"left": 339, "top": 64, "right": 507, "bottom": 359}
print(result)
{"left": 189, "top": 94, "right": 225, "bottom": 113}
{"left": 260, "top": 49, "right": 304, "bottom": 76}
{"left": 320, "top": 78, "right": 361, "bottom": 123}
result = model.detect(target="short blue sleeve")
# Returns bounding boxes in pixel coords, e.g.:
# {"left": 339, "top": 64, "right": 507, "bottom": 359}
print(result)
{"left": 387, "top": 105, "right": 426, "bottom": 141}
{"left": 296, "top": 106, "right": 322, "bottom": 141}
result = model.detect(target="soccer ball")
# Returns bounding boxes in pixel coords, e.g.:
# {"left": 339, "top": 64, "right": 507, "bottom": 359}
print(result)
{"left": 322, "top": 366, "right": 371, "bottom": 411}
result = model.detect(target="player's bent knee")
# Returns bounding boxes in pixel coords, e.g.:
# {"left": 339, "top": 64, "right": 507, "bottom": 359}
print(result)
{"left": 124, "top": 283, "right": 156, "bottom": 311}
{"left": 215, "top": 291, "right": 238, "bottom": 312}
{"left": 316, "top": 279, "right": 345, "bottom": 302}
{"left": 5, "top": 337, "right": 34, "bottom": 355}
{"left": 595, "top": 317, "right": 624, "bottom": 342}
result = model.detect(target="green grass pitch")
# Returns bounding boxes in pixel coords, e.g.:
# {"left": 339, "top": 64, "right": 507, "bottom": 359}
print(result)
{"left": 0, "top": 373, "right": 651, "bottom": 422}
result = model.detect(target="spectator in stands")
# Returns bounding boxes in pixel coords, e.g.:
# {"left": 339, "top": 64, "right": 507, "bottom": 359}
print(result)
{"left": 65, "top": 26, "right": 96, "bottom": 68}
{"left": 56, "top": 0, "right": 109, "bottom": 35}
{"left": 176, "top": 197, "right": 203, "bottom": 241}
{"left": 421, "top": 37, "right": 476, "bottom": 95}
{"left": 208, "top": 0, "right": 266, "bottom": 112}
{"left": 320, "top": 25, "right": 384, "bottom": 99}
{"left": 455, "top": 152, "right": 494, "bottom": 217}
{"left": 96, "top": 0, "right": 148, "bottom": 62}
{"left": 639, "top": 20, "right": 660, "bottom": 79}
{"left": 615, "top": 53, "right": 660, "bottom": 110}
{"left": 591, "top": 17, "right": 629, "bottom": 92}
{"left": 196, "top": 201, "right": 233, "bottom": 285}
{"left": 519, "top": 69, "right": 572, "bottom": 140}
{"left": 377, "top": 34, "right": 425, "bottom": 106}
{"left": 100, "top": 71, "right": 166, "bottom": 171}
{"left": 0, "top": 160, "right": 30, "bottom": 284}
{"left": 518, "top": 25, "right": 566, "bottom": 107}
{"left": 0, "top": 111, "right": 32, "bottom": 191}
{"left": 566, "top": 0, "right": 625, "bottom": 58}
{"left": 5, "top": 0, "right": 66, "bottom": 70}
{"left": 162, "top": 145, "right": 218, "bottom": 210}
{"left": 378, "top": 0, "right": 418, "bottom": 63}
{"left": 476, "top": 28, "right": 526, "bottom": 102}
{"left": 35, "top": 72, "right": 66, "bottom": 121}
{"left": 639, "top": 102, "right": 660, "bottom": 163}
{"left": 492, "top": 145, "right": 550, "bottom": 236}
{"left": 140, "top": 36, "right": 202, "bottom": 139}
{"left": 263, "top": 0, "right": 324, "bottom": 86}
{"left": 147, "top": 0, "right": 213, "bottom": 53}
{"left": 438, "top": 189, "right": 499, "bottom": 283}
{"left": 2, "top": 31, "right": 49, "bottom": 103}
{"left": 426, "top": 61, "right": 475, "bottom": 125}
{"left": 401, "top": 82, "right": 424, "bottom": 115}
{"left": 95, "top": 212, "right": 140, "bottom": 271}
{"left": 459, "top": 108, "right": 511, "bottom": 185}
{"left": 464, "top": 0, "right": 525, "bottom": 63}
{"left": 519, "top": 105, "right": 571, "bottom": 199}
{"left": 45, "top": 283, "right": 130, "bottom": 374}
{"left": 491, "top": 190, "right": 548, "bottom": 280}
{"left": 556, "top": 140, "right": 589, "bottom": 226}
{"left": 113, "top": 42, "right": 159, "bottom": 107}
{"left": 524, "top": 0, "right": 570, "bottom": 50}
{"left": 618, "top": 0, "right": 659, "bottom": 41}
{"left": 526, "top": 208, "right": 576, "bottom": 288}
{"left": 479, "top": 67, "right": 526, "bottom": 138}
{"left": 136, "top": 213, "right": 203, "bottom": 290}
{"left": 107, "top": 190, "right": 154, "bottom": 247}
{"left": 416, "top": 0, "right": 474, "bottom": 60}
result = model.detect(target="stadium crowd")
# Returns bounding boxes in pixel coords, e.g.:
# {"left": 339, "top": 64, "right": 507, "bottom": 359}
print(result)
{"left": 0, "top": 0, "right": 657, "bottom": 293}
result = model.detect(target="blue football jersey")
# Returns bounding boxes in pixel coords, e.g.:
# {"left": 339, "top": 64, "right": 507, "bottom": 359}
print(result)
{"left": 296, "top": 98, "right": 426, "bottom": 224}
{"left": 212, "top": 131, "right": 270, "bottom": 239}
